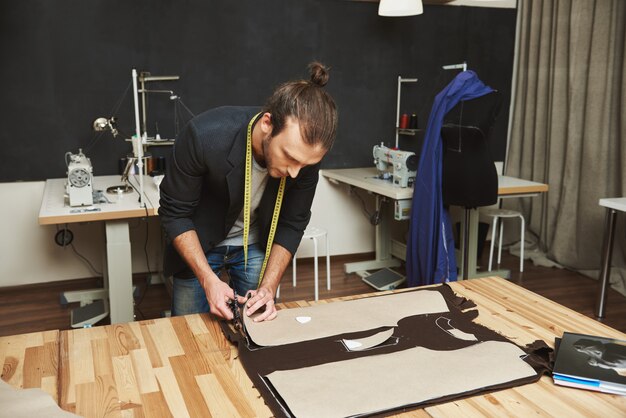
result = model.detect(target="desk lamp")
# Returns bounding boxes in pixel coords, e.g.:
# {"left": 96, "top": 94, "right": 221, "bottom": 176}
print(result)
{"left": 91, "top": 70, "right": 146, "bottom": 204}
{"left": 93, "top": 117, "right": 118, "bottom": 137}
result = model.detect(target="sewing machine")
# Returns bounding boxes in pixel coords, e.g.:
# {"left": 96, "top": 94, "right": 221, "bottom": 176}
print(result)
{"left": 372, "top": 143, "right": 418, "bottom": 188}
{"left": 65, "top": 149, "right": 94, "bottom": 206}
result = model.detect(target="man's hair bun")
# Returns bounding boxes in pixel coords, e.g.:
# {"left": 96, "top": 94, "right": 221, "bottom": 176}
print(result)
{"left": 308, "top": 61, "right": 330, "bottom": 87}
{"left": 262, "top": 61, "right": 337, "bottom": 150}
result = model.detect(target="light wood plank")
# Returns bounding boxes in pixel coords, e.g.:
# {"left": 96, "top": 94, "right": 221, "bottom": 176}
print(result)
{"left": 71, "top": 333, "right": 95, "bottom": 385}
{"left": 128, "top": 322, "right": 148, "bottom": 349}
{"left": 22, "top": 345, "right": 43, "bottom": 388}
{"left": 170, "top": 316, "right": 208, "bottom": 372}
{"left": 24, "top": 332, "right": 44, "bottom": 348}
{"left": 42, "top": 339, "right": 58, "bottom": 377}
{"left": 1, "top": 333, "right": 26, "bottom": 387}
{"left": 92, "top": 337, "right": 114, "bottom": 377}
{"left": 169, "top": 355, "right": 212, "bottom": 418}
{"left": 146, "top": 319, "right": 185, "bottom": 366}
{"left": 196, "top": 373, "right": 244, "bottom": 418}
{"left": 107, "top": 324, "right": 142, "bottom": 357}
{"left": 141, "top": 390, "right": 174, "bottom": 418}
{"left": 41, "top": 374, "right": 58, "bottom": 402}
{"left": 205, "top": 361, "right": 257, "bottom": 418}
{"left": 184, "top": 314, "right": 210, "bottom": 336}
{"left": 43, "top": 329, "right": 60, "bottom": 344}
{"left": 59, "top": 330, "right": 74, "bottom": 408}
{"left": 139, "top": 322, "right": 163, "bottom": 368}
{"left": 75, "top": 374, "right": 121, "bottom": 418}
{"left": 130, "top": 348, "right": 159, "bottom": 394}
{"left": 154, "top": 366, "right": 190, "bottom": 418}
{"left": 199, "top": 314, "right": 234, "bottom": 352}
{"left": 224, "top": 351, "right": 272, "bottom": 417}
{"left": 112, "top": 355, "right": 142, "bottom": 409}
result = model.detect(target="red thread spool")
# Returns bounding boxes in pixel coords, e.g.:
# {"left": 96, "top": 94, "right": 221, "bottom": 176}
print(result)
{"left": 399, "top": 113, "right": 409, "bottom": 129}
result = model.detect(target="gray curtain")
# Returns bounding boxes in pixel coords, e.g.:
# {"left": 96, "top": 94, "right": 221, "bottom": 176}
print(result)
{"left": 505, "top": 0, "right": 626, "bottom": 294}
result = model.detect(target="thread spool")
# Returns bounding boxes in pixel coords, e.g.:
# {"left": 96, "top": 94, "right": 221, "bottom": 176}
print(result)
{"left": 410, "top": 113, "right": 418, "bottom": 129}
{"left": 145, "top": 153, "right": 155, "bottom": 175}
{"left": 156, "top": 156, "right": 166, "bottom": 172}
{"left": 399, "top": 113, "right": 409, "bottom": 129}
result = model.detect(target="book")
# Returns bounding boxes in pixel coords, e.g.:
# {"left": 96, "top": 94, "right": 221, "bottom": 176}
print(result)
{"left": 552, "top": 332, "right": 626, "bottom": 395}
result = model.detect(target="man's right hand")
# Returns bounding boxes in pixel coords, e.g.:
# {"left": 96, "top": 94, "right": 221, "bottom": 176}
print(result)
{"left": 199, "top": 275, "right": 239, "bottom": 320}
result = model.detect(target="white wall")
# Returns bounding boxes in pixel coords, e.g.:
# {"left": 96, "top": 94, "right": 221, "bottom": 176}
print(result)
{"left": 0, "top": 175, "right": 375, "bottom": 287}
{"left": 298, "top": 175, "right": 376, "bottom": 258}
{"left": 0, "top": 181, "right": 163, "bottom": 287}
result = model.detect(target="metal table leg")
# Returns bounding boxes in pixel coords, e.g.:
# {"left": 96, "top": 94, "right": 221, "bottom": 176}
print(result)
{"left": 105, "top": 219, "right": 135, "bottom": 324}
{"left": 345, "top": 196, "right": 401, "bottom": 275}
{"left": 595, "top": 208, "right": 617, "bottom": 318}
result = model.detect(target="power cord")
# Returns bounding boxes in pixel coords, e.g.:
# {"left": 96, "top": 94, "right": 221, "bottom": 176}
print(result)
{"left": 133, "top": 206, "right": 153, "bottom": 320}
{"left": 55, "top": 224, "right": 103, "bottom": 277}
{"left": 350, "top": 186, "right": 383, "bottom": 225}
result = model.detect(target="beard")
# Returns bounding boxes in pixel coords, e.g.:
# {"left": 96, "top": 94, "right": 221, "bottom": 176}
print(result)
{"left": 261, "top": 133, "right": 280, "bottom": 177}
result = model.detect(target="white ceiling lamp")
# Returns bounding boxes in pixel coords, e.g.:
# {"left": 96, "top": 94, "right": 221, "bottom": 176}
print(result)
{"left": 378, "top": 0, "right": 424, "bottom": 17}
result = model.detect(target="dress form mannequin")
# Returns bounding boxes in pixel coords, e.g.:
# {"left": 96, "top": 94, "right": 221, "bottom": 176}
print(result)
{"left": 441, "top": 91, "right": 501, "bottom": 208}
{"left": 440, "top": 91, "right": 501, "bottom": 280}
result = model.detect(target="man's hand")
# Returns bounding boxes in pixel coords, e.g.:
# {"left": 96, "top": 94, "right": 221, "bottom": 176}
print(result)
{"left": 200, "top": 276, "right": 240, "bottom": 320}
{"left": 244, "top": 286, "right": 277, "bottom": 322}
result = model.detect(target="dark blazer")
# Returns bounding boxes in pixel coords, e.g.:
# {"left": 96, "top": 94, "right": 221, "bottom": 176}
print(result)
{"left": 159, "top": 106, "right": 320, "bottom": 278}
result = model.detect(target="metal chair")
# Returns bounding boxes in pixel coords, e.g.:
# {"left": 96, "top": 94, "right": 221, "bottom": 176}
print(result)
{"left": 482, "top": 208, "right": 525, "bottom": 272}
{"left": 480, "top": 162, "right": 525, "bottom": 273}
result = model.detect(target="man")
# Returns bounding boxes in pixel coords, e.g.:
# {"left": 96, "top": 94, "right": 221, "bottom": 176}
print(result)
{"left": 159, "top": 62, "right": 337, "bottom": 322}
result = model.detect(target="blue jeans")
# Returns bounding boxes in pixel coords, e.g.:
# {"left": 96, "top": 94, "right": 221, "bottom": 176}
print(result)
{"left": 171, "top": 243, "right": 265, "bottom": 316}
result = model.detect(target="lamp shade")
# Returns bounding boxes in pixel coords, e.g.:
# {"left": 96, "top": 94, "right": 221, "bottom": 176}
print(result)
{"left": 378, "top": 0, "right": 423, "bottom": 17}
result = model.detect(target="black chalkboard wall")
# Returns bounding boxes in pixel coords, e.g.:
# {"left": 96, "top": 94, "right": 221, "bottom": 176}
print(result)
{"left": 0, "top": 0, "right": 516, "bottom": 182}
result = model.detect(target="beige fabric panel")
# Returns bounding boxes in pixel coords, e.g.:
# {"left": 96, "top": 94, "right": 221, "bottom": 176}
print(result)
{"left": 245, "top": 290, "right": 449, "bottom": 346}
{"left": 266, "top": 340, "right": 536, "bottom": 418}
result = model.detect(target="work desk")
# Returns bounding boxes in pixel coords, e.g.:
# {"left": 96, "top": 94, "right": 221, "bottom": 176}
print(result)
{"left": 2, "top": 277, "right": 625, "bottom": 417}
{"left": 38, "top": 175, "right": 161, "bottom": 325}
{"left": 322, "top": 167, "right": 548, "bottom": 279}
{"left": 38, "top": 175, "right": 159, "bottom": 225}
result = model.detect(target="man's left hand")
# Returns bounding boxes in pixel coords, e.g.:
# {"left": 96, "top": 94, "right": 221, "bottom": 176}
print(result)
{"left": 244, "top": 286, "right": 277, "bottom": 321}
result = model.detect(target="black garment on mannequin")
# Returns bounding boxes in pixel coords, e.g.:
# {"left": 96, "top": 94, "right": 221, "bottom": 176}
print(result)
{"left": 441, "top": 91, "right": 501, "bottom": 208}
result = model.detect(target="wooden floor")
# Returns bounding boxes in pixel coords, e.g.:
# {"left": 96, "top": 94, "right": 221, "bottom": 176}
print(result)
{"left": 1, "top": 251, "right": 625, "bottom": 337}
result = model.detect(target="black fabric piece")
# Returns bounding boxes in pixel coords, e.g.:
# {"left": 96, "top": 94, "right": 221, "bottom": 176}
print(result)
{"left": 441, "top": 92, "right": 502, "bottom": 208}
{"left": 525, "top": 339, "right": 555, "bottom": 374}
{"left": 220, "top": 285, "right": 552, "bottom": 417}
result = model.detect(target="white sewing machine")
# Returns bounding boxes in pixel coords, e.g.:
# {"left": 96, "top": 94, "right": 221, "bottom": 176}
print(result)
{"left": 65, "top": 149, "right": 94, "bottom": 206}
{"left": 372, "top": 143, "right": 418, "bottom": 188}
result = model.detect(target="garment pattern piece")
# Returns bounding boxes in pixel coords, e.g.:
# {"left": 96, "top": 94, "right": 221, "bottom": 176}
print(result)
{"left": 221, "top": 285, "right": 551, "bottom": 418}
{"left": 406, "top": 71, "right": 494, "bottom": 286}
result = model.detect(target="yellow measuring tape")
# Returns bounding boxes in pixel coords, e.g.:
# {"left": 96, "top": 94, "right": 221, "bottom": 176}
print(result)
{"left": 243, "top": 113, "right": 286, "bottom": 287}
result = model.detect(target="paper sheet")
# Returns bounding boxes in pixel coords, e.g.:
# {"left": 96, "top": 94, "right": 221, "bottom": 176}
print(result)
{"left": 245, "top": 289, "right": 449, "bottom": 346}
{"left": 266, "top": 341, "right": 536, "bottom": 418}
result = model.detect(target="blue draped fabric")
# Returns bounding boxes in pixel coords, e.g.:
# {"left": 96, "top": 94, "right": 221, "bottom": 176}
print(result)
{"left": 406, "top": 71, "right": 493, "bottom": 286}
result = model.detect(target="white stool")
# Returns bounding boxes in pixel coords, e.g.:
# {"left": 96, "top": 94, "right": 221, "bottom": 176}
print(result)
{"left": 277, "top": 226, "right": 331, "bottom": 301}
{"left": 482, "top": 208, "right": 525, "bottom": 272}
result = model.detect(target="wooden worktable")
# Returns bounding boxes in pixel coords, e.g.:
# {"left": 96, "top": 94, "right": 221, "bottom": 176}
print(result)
{"left": 2, "top": 277, "right": 625, "bottom": 417}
